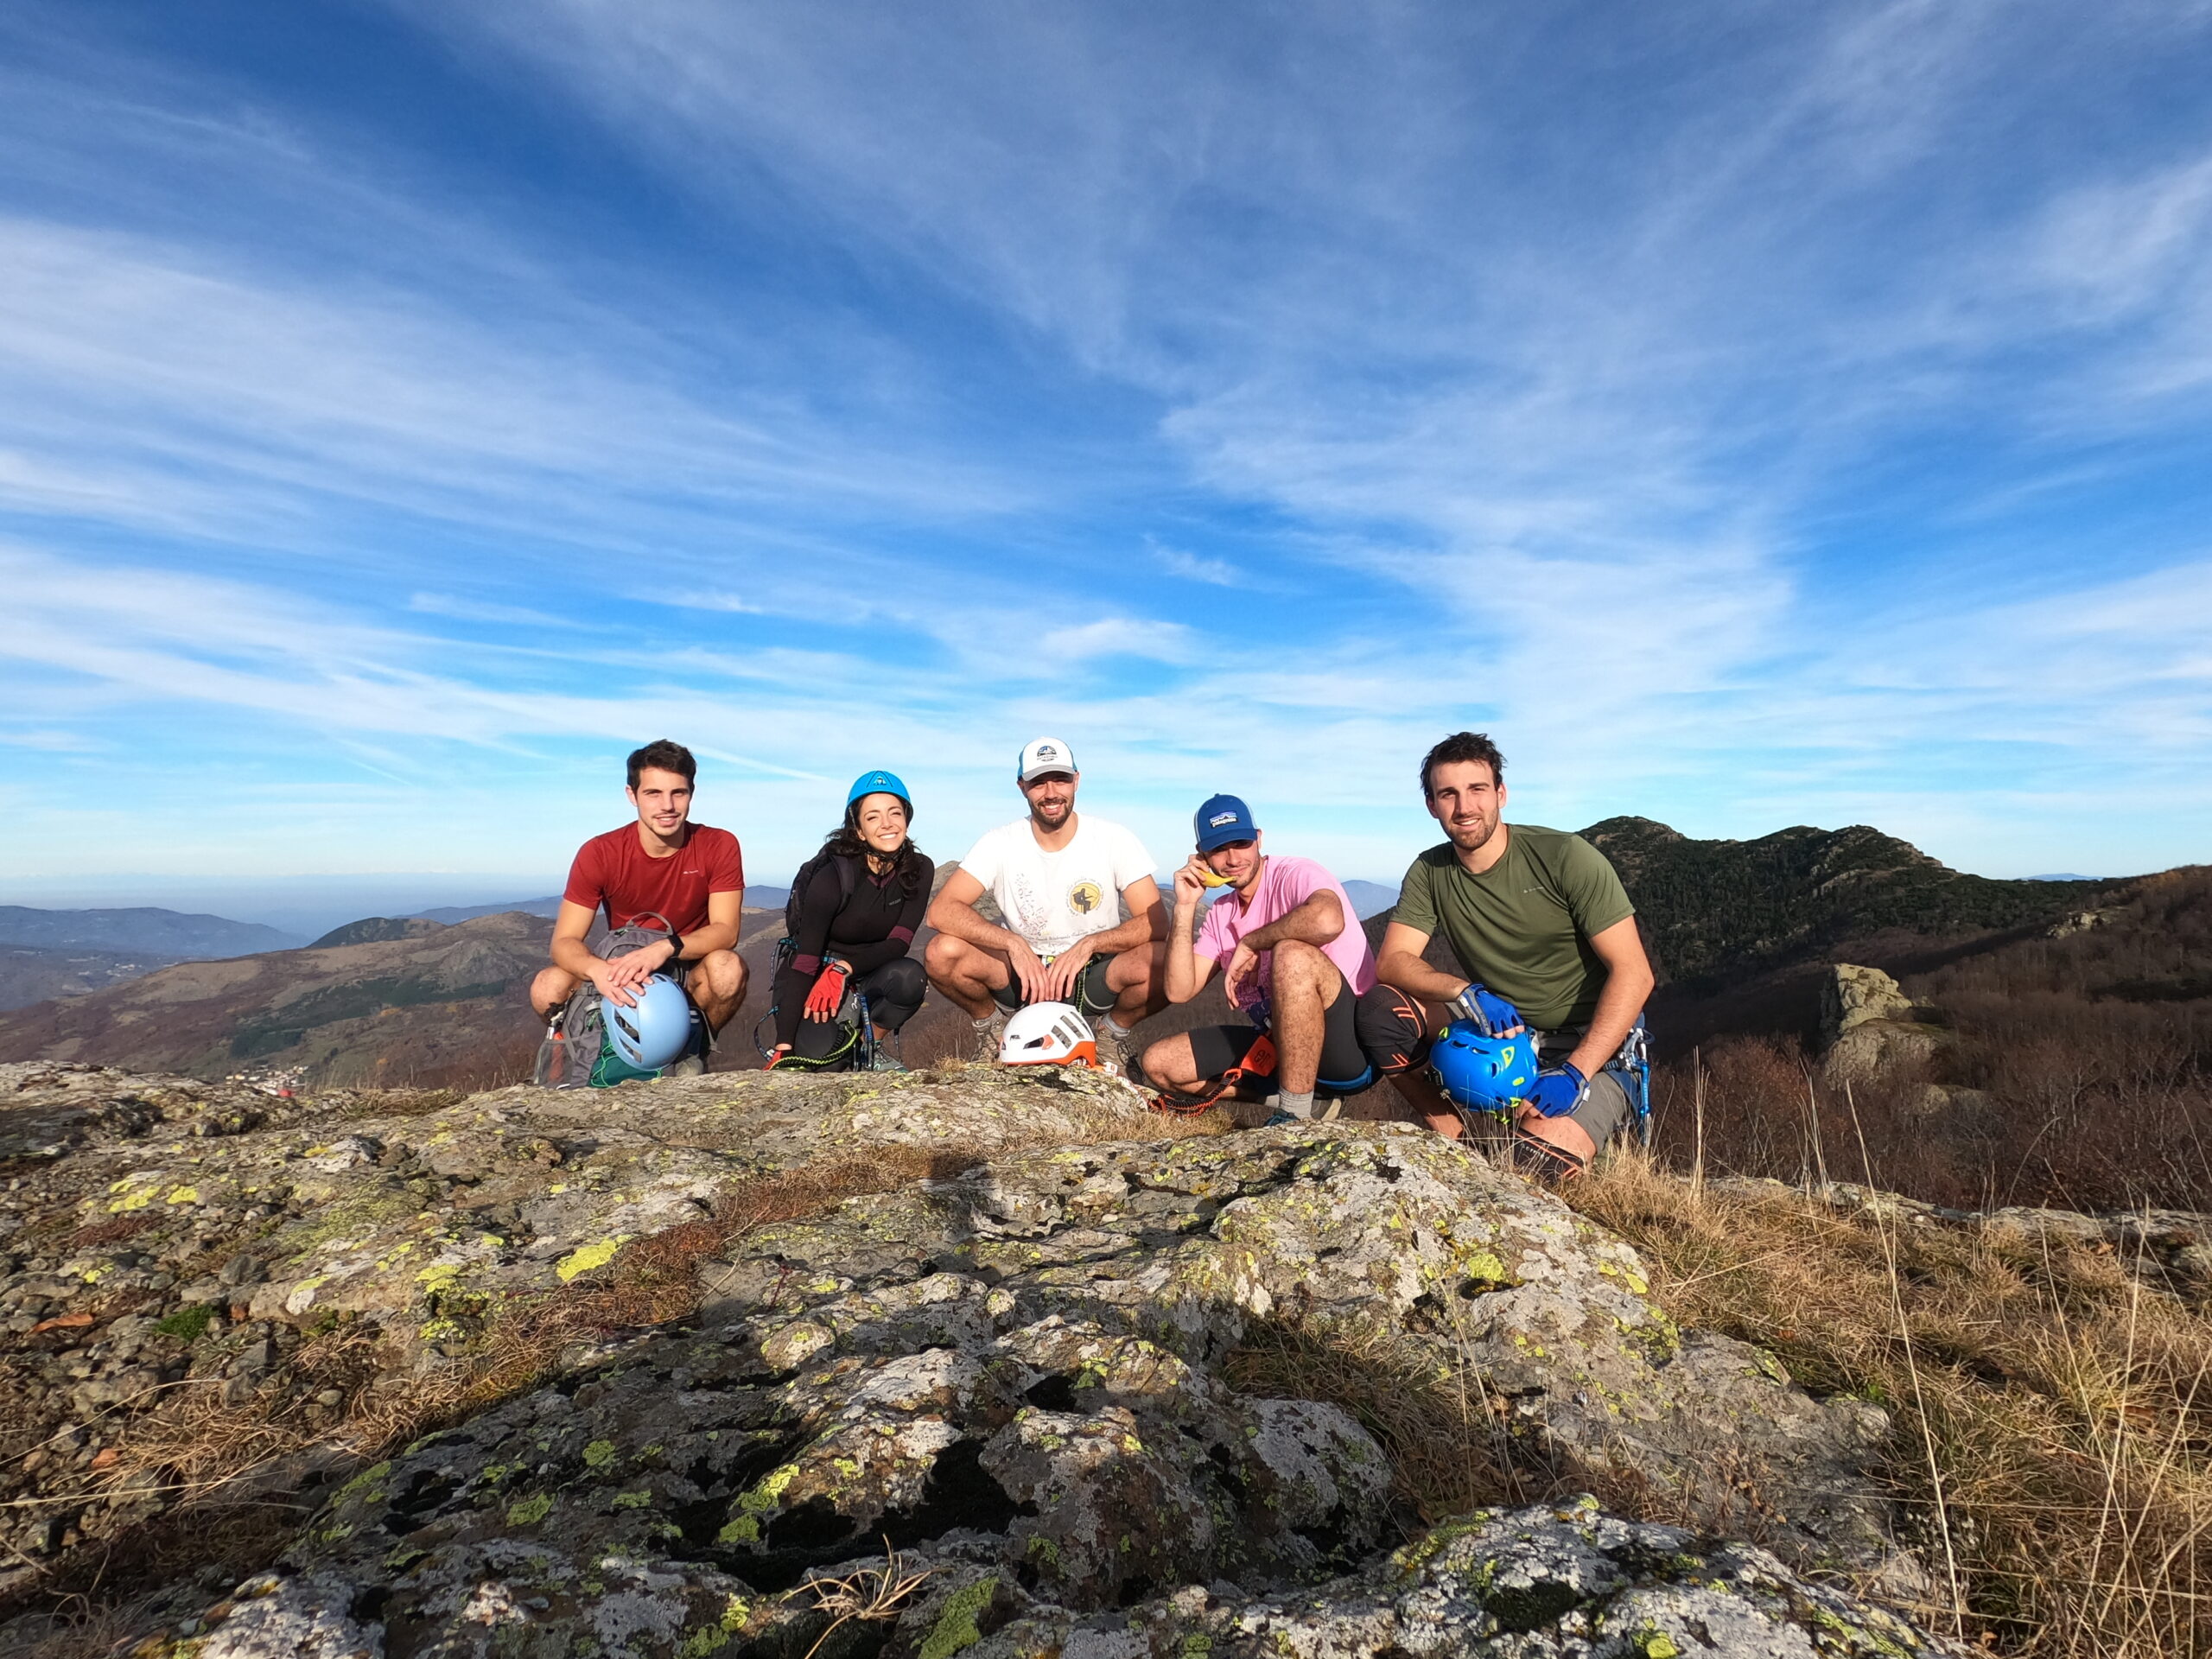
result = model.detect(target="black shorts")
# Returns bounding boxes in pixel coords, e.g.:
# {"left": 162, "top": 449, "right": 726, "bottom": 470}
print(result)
{"left": 992, "top": 952, "right": 1116, "bottom": 1018}
{"left": 1187, "top": 982, "right": 1372, "bottom": 1093}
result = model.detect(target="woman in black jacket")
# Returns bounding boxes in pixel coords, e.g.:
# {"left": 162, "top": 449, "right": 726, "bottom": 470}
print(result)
{"left": 767, "top": 770, "right": 933, "bottom": 1071}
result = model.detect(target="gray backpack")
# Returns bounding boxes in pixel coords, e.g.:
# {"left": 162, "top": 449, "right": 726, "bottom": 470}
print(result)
{"left": 532, "top": 915, "right": 696, "bottom": 1090}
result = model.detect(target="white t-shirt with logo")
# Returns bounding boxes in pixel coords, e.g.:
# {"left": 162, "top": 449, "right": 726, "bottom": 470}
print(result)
{"left": 959, "top": 815, "right": 1156, "bottom": 957}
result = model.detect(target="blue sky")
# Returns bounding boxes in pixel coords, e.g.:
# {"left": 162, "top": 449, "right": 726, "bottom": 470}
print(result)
{"left": 2, "top": 0, "right": 2209, "bottom": 919}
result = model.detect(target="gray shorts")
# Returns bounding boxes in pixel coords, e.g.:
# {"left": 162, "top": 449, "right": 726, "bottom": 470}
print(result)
{"left": 1533, "top": 1029, "right": 1633, "bottom": 1151}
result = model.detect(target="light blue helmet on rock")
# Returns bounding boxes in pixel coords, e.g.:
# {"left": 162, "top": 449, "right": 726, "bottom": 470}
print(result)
{"left": 1427, "top": 1020, "right": 1539, "bottom": 1116}
{"left": 604, "top": 975, "right": 695, "bottom": 1071}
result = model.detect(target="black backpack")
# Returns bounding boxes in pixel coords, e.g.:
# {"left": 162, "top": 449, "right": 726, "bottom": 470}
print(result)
{"left": 532, "top": 916, "right": 699, "bottom": 1090}
{"left": 784, "top": 849, "right": 859, "bottom": 939}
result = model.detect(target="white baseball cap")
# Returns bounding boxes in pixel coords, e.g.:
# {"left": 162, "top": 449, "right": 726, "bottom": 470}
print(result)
{"left": 1017, "top": 735, "right": 1077, "bottom": 783}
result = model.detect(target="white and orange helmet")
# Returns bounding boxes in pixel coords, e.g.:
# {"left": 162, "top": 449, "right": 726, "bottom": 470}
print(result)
{"left": 998, "top": 1001, "right": 1099, "bottom": 1067}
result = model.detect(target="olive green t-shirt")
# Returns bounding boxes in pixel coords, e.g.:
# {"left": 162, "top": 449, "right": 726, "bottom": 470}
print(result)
{"left": 1394, "top": 824, "right": 1636, "bottom": 1029}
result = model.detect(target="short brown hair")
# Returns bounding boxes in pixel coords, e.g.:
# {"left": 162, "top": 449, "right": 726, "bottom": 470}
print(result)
{"left": 1421, "top": 731, "right": 1504, "bottom": 797}
{"left": 626, "top": 739, "right": 696, "bottom": 789}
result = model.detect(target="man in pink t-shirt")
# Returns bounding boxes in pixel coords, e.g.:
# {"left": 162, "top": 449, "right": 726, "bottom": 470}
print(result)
{"left": 1139, "top": 794, "right": 1429, "bottom": 1122}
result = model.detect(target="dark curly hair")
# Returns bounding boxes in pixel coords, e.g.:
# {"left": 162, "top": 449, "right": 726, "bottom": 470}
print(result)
{"left": 626, "top": 738, "right": 696, "bottom": 788}
{"left": 821, "top": 797, "right": 928, "bottom": 895}
{"left": 1421, "top": 731, "right": 1505, "bottom": 798}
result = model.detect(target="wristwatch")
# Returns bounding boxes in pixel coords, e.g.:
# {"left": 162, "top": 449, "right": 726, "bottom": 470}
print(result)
{"left": 663, "top": 931, "right": 685, "bottom": 961}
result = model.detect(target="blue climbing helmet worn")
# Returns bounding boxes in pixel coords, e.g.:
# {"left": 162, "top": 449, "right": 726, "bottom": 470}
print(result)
{"left": 846, "top": 769, "right": 913, "bottom": 822}
{"left": 603, "top": 975, "right": 695, "bottom": 1071}
{"left": 1427, "top": 1019, "right": 1540, "bottom": 1116}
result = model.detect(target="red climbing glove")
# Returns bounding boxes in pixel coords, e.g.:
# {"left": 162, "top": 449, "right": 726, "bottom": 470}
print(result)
{"left": 804, "top": 961, "right": 850, "bottom": 1020}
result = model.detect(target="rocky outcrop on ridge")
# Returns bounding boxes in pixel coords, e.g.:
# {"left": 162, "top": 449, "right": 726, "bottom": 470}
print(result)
{"left": 1818, "top": 964, "right": 1948, "bottom": 1087}
{"left": 0, "top": 1061, "right": 1955, "bottom": 1656}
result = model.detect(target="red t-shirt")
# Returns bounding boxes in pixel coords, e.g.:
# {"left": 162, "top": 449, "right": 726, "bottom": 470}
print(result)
{"left": 562, "top": 823, "right": 745, "bottom": 934}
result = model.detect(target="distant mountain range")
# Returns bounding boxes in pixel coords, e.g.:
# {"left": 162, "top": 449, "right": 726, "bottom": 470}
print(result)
{"left": 0, "top": 913, "right": 557, "bottom": 1087}
{"left": 0, "top": 947, "right": 179, "bottom": 1014}
{"left": 409, "top": 888, "right": 792, "bottom": 926}
{"left": 1578, "top": 817, "right": 2110, "bottom": 987}
{"left": 409, "top": 898, "right": 565, "bottom": 925}
{"left": 0, "top": 904, "right": 302, "bottom": 957}
{"left": 0, "top": 906, "right": 310, "bottom": 1014}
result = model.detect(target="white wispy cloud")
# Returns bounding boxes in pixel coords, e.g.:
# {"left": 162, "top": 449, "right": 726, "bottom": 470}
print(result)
{"left": 1032, "top": 620, "right": 1198, "bottom": 665}
{"left": 1149, "top": 539, "right": 1243, "bottom": 587}
{"left": 408, "top": 592, "right": 581, "bottom": 630}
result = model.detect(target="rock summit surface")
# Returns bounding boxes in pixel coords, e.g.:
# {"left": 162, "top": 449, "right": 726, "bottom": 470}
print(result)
{"left": 0, "top": 1061, "right": 1960, "bottom": 1656}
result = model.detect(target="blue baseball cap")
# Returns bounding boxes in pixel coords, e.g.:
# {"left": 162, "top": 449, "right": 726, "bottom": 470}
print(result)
{"left": 1194, "top": 793, "right": 1258, "bottom": 852}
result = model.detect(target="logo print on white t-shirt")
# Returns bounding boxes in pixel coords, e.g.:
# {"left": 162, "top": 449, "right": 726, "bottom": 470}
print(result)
{"left": 1067, "top": 880, "right": 1103, "bottom": 915}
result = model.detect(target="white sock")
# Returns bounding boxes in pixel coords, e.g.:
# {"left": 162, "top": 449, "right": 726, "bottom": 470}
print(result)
{"left": 1103, "top": 1017, "right": 1135, "bottom": 1038}
{"left": 1277, "top": 1090, "right": 1315, "bottom": 1119}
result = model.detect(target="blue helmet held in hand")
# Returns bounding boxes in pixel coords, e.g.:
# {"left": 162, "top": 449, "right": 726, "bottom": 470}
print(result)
{"left": 604, "top": 974, "right": 696, "bottom": 1071}
{"left": 1427, "top": 1019, "right": 1539, "bottom": 1116}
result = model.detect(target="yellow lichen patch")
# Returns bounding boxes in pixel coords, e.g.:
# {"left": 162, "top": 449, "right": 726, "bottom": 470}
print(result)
{"left": 555, "top": 1236, "right": 631, "bottom": 1282}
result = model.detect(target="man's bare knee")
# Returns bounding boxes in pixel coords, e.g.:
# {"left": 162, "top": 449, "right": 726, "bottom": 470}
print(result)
{"left": 1139, "top": 1033, "right": 1200, "bottom": 1088}
{"left": 1106, "top": 943, "right": 1164, "bottom": 991}
{"left": 531, "top": 967, "right": 578, "bottom": 1016}
{"left": 1272, "top": 941, "right": 1341, "bottom": 1001}
{"left": 925, "top": 934, "right": 977, "bottom": 985}
{"left": 695, "top": 950, "right": 745, "bottom": 1004}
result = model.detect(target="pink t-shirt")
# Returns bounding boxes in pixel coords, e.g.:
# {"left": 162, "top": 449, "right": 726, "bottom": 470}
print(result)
{"left": 1193, "top": 855, "right": 1376, "bottom": 1013}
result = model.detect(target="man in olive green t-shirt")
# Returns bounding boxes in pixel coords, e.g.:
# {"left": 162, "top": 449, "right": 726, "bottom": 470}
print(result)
{"left": 1376, "top": 732, "right": 1656, "bottom": 1178}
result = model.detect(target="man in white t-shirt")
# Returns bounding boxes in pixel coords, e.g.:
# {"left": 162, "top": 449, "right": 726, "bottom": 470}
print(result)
{"left": 925, "top": 736, "right": 1167, "bottom": 1067}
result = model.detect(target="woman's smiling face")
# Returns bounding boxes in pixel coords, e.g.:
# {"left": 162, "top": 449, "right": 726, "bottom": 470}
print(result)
{"left": 855, "top": 792, "right": 909, "bottom": 855}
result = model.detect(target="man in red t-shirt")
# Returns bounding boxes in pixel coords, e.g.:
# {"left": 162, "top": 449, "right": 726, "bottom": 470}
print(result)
{"left": 529, "top": 740, "right": 748, "bottom": 1068}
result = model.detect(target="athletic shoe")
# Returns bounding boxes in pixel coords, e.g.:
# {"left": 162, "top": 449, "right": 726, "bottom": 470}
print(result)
{"left": 664, "top": 1054, "right": 707, "bottom": 1079}
{"left": 1093, "top": 1020, "right": 1134, "bottom": 1075}
{"left": 969, "top": 1016, "right": 1007, "bottom": 1063}
{"left": 1262, "top": 1110, "right": 1299, "bottom": 1128}
{"left": 1313, "top": 1096, "right": 1344, "bottom": 1123}
{"left": 867, "top": 1051, "right": 908, "bottom": 1073}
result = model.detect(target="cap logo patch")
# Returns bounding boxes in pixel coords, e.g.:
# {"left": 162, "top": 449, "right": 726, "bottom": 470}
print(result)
{"left": 1208, "top": 811, "right": 1238, "bottom": 827}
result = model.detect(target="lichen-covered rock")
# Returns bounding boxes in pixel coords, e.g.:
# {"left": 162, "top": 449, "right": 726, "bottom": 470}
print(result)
{"left": 983, "top": 1497, "right": 1962, "bottom": 1657}
{"left": 0, "top": 1060, "right": 1173, "bottom": 1595}
{"left": 3, "top": 1062, "right": 1951, "bottom": 1657}
{"left": 154, "top": 1499, "right": 1959, "bottom": 1659}
{"left": 707, "top": 1125, "right": 1899, "bottom": 1574}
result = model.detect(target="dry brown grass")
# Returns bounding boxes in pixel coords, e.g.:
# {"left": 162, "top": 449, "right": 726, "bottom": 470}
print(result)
{"left": 1225, "top": 1319, "right": 1536, "bottom": 1527}
{"left": 1573, "top": 1148, "right": 2212, "bottom": 1658}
